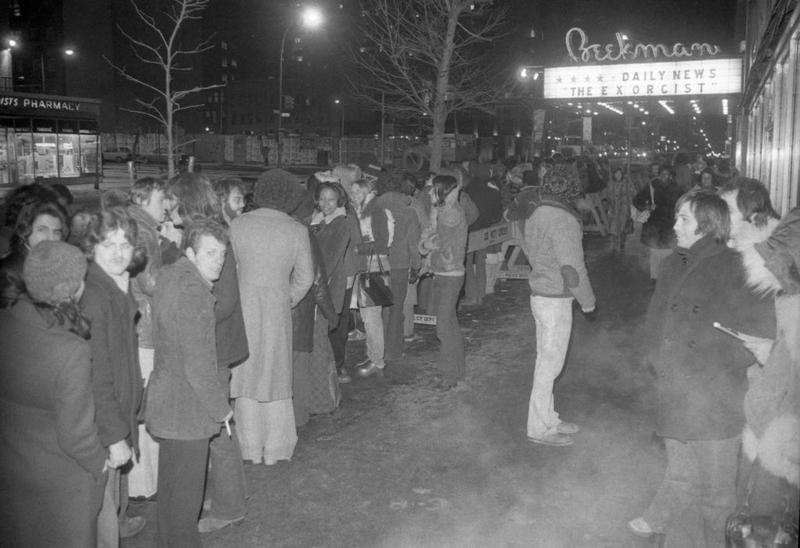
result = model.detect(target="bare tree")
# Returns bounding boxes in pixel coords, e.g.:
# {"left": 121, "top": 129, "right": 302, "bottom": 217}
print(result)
{"left": 109, "top": 0, "right": 222, "bottom": 175}
{"left": 349, "top": 0, "right": 509, "bottom": 171}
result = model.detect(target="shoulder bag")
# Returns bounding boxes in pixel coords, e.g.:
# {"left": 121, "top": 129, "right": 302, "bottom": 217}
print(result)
{"left": 355, "top": 244, "right": 393, "bottom": 308}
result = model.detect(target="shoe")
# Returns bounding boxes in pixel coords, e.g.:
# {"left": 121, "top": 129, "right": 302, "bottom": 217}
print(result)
{"left": 198, "top": 515, "right": 245, "bottom": 534}
{"left": 337, "top": 369, "right": 352, "bottom": 383}
{"left": 348, "top": 329, "right": 366, "bottom": 341}
{"left": 355, "top": 356, "right": 371, "bottom": 367}
{"left": 627, "top": 517, "right": 654, "bottom": 538}
{"left": 263, "top": 459, "right": 278, "bottom": 466}
{"left": 404, "top": 333, "right": 420, "bottom": 342}
{"left": 119, "top": 516, "right": 146, "bottom": 538}
{"left": 355, "top": 361, "right": 384, "bottom": 378}
{"left": 129, "top": 493, "right": 156, "bottom": 504}
{"left": 527, "top": 432, "right": 573, "bottom": 446}
{"left": 556, "top": 421, "right": 579, "bottom": 434}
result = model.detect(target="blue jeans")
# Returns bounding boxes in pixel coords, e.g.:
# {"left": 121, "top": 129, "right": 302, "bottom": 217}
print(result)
{"left": 382, "top": 268, "right": 409, "bottom": 361}
{"left": 431, "top": 275, "right": 466, "bottom": 383}
{"left": 644, "top": 436, "right": 740, "bottom": 548}
{"left": 205, "top": 367, "right": 247, "bottom": 521}
{"left": 527, "top": 296, "right": 573, "bottom": 438}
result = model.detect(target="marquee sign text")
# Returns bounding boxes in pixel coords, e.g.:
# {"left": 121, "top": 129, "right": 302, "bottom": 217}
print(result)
{"left": 543, "top": 59, "right": 742, "bottom": 100}
{"left": 566, "top": 28, "right": 722, "bottom": 64}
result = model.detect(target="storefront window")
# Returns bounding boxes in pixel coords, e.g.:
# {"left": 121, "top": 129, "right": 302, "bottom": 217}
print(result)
{"left": 79, "top": 121, "right": 99, "bottom": 175}
{"left": 14, "top": 119, "right": 34, "bottom": 185}
{"left": 0, "top": 119, "right": 12, "bottom": 186}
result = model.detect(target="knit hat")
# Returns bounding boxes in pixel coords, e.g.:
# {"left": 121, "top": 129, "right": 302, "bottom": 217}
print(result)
{"left": 24, "top": 241, "right": 87, "bottom": 304}
{"left": 754, "top": 207, "right": 800, "bottom": 295}
{"left": 540, "top": 164, "right": 582, "bottom": 202}
{"left": 253, "top": 168, "right": 306, "bottom": 214}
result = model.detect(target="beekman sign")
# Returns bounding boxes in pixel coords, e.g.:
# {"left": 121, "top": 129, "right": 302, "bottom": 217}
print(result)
{"left": 543, "top": 28, "right": 742, "bottom": 100}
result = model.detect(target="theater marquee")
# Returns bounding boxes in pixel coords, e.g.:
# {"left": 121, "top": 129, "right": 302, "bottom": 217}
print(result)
{"left": 543, "top": 58, "right": 742, "bottom": 100}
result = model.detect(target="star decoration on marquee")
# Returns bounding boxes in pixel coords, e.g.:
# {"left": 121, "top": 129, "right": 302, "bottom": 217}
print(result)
{"left": 556, "top": 76, "right": 563, "bottom": 84}
{"left": 596, "top": 75, "right": 604, "bottom": 82}
{"left": 584, "top": 75, "right": 591, "bottom": 83}
{"left": 570, "top": 75, "right": 577, "bottom": 83}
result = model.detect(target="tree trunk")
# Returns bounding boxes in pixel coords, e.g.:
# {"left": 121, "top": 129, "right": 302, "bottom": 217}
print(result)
{"left": 429, "top": 7, "right": 459, "bottom": 172}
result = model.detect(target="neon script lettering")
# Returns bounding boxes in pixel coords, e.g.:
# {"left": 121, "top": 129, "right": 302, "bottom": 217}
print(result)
{"left": 565, "top": 28, "right": 722, "bottom": 63}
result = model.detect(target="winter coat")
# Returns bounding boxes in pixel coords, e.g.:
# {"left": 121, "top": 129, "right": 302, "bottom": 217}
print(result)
{"left": 0, "top": 298, "right": 107, "bottom": 548}
{"left": 505, "top": 185, "right": 540, "bottom": 224}
{"left": 602, "top": 175, "right": 636, "bottom": 236}
{"left": 229, "top": 208, "right": 314, "bottom": 401}
{"left": 309, "top": 209, "right": 351, "bottom": 313}
{"left": 354, "top": 193, "right": 393, "bottom": 258}
{"left": 645, "top": 235, "right": 776, "bottom": 443}
{"left": 342, "top": 210, "right": 365, "bottom": 280}
{"left": 523, "top": 197, "right": 596, "bottom": 309}
{"left": 463, "top": 180, "right": 504, "bottom": 232}
{"left": 421, "top": 194, "right": 467, "bottom": 275}
{"left": 127, "top": 204, "right": 163, "bottom": 349}
{"left": 292, "top": 225, "right": 337, "bottom": 353}
{"left": 213, "top": 243, "right": 249, "bottom": 368}
{"left": 633, "top": 180, "right": 683, "bottom": 249}
{"left": 81, "top": 263, "right": 142, "bottom": 451}
{"left": 375, "top": 191, "right": 422, "bottom": 271}
{"left": 740, "top": 207, "right": 800, "bottom": 487}
{"left": 0, "top": 249, "right": 24, "bottom": 309}
{"left": 145, "top": 257, "right": 231, "bottom": 440}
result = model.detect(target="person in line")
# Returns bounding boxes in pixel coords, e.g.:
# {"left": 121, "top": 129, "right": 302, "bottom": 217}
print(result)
{"left": 375, "top": 172, "right": 422, "bottom": 361}
{"left": 349, "top": 177, "right": 393, "bottom": 378}
{"left": 78, "top": 208, "right": 147, "bottom": 545}
{"left": 419, "top": 174, "right": 468, "bottom": 391}
{"left": 0, "top": 241, "right": 111, "bottom": 547}
{"left": 720, "top": 179, "right": 798, "bottom": 519}
{"left": 0, "top": 182, "right": 63, "bottom": 258}
{"left": 523, "top": 164, "right": 596, "bottom": 447}
{"left": 632, "top": 165, "right": 683, "bottom": 281}
{"left": 308, "top": 182, "right": 353, "bottom": 384}
{"left": 230, "top": 169, "right": 314, "bottom": 465}
{"left": 213, "top": 177, "right": 247, "bottom": 224}
{"left": 602, "top": 166, "right": 636, "bottom": 253}
{"left": 628, "top": 189, "right": 776, "bottom": 547}
{"left": 1, "top": 200, "right": 68, "bottom": 308}
{"left": 166, "top": 172, "right": 250, "bottom": 533}
{"left": 145, "top": 219, "right": 233, "bottom": 548}
{"left": 125, "top": 177, "right": 179, "bottom": 507}
{"left": 462, "top": 159, "right": 504, "bottom": 309}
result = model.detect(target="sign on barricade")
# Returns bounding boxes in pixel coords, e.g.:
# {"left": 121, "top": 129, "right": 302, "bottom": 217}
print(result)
{"left": 413, "top": 314, "right": 437, "bottom": 325}
{"left": 467, "top": 222, "right": 512, "bottom": 253}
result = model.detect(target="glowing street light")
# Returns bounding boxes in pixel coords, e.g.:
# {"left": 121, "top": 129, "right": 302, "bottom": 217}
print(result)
{"left": 277, "top": 6, "right": 324, "bottom": 166}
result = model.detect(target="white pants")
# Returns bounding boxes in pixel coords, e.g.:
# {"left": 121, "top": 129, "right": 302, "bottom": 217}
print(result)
{"left": 360, "top": 305, "right": 385, "bottom": 367}
{"left": 527, "top": 296, "right": 573, "bottom": 438}
{"left": 127, "top": 347, "right": 158, "bottom": 498}
{"left": 234, "top": 397, "right": 297, "bottom": 463}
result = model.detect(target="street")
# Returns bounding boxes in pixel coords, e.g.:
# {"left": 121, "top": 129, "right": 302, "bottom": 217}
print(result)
{"left": 121, "top": 229, "right": 665, "bottom": 548}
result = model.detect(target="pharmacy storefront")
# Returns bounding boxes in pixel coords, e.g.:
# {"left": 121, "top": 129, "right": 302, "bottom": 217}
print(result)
{"left": 0, "top": 92, "right": 101, "bottom": 187}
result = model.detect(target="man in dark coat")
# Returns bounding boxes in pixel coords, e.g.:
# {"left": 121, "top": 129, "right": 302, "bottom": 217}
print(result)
{"left": 629, "top": 189, "right": 776, "bottom": 547}
{"left": 145, "top": 219, "right": 233, "bottom": 548}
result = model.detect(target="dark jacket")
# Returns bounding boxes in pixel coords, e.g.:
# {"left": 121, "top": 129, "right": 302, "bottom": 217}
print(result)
{"left": 355, "top": 195, "right": 392, "bottom": 257}
{"left": 0, "top": 298, "right": 107, "bottom": 548}
{"left": 633, "top": 180, "right": 683, "bottom": 249}
{"left": 127, "top": 204, "right": 163, "bottom": 348}
{"left": 293, "top": 226, "right": 337, "bottom": 352}
{"left": 0, "top": 250, "right": 24, "bottom": 309}
{"left": 214, "top": 242, "right": 249, "bottom": 367}
{"left": 375, "top": 191, "right": 421, "bottom": 270}
{"left": 81, "top": 263, "right": 142, "bottom": 450}
{"left": 310, "top": 213, "right": 351, "bottom": 314}
{"left": 645, "top": 235, "right": 776, "bottom": 442}
{"left": 145, "top": 257, "right": 231, "bottom": 440}
{"left": 464, "top": 180, "right": 504, "bottom": 232}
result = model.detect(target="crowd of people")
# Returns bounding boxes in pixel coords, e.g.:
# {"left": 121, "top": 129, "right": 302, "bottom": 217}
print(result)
{"left": 0, "top": 148, "right": 796, "bottom": 548}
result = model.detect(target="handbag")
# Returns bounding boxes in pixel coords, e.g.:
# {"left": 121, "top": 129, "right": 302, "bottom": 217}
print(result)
{"left": 355, "top": 245, "right": 393, "bottom": 308}
{"left": 630, "top": 184, "right": 655, "bottom": 224}
{"left": 725, "top": 462, "right": 799, "bottom": 547}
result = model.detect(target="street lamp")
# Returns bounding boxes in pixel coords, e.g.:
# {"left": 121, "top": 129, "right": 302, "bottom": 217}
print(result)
{"left": 334, "top": 99, "right": 344, "bottom": 137}
{"left": 1, "top": 38, "right": 19, "bottom": 91}
{"left": 276, "top": 6, "right": 323, "bottom": 167}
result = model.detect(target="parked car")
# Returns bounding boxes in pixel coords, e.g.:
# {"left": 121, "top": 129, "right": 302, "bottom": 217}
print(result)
{"left": 102, "top": 147, "right": 134, "bottom": 163}
{"left": 137, "top": 148, "right": 170, "bottom": 164}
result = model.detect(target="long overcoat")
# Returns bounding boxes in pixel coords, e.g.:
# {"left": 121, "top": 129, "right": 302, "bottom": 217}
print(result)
{"left": 645, "top": 235, "right": 776, "bottom": 442}
{"left": 0, "top": 298, "right": 107, "bottom": 547}
{"left": 229, "top": 208, "right": 314, "bottom": 401}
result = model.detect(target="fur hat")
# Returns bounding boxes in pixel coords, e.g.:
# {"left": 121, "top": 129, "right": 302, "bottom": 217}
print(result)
{"left": 540, "top": 164, "right": 581, "bottom": 202}
{"left": 253, "top": 169, "right": 306, "bottom": 214}
{"left": 24, "top": 241, "right": 87, "bottom": 304}
{"left": 755, "top": 207, "right": 800, "bottom": 295}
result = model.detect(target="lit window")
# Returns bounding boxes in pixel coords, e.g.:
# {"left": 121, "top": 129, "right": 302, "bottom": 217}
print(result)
{"left": 231, "top": 59, "right": 238, "bottom": 68}
{"left": 222, "top": 58, "right": 228, "bottom": 67}
{"left": 221, "top": 74, "right": 228, "bottom": 83}
{"left": 221, "top": 41, "right": 228, "bottom": 50}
